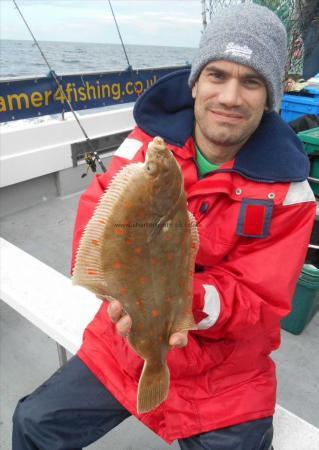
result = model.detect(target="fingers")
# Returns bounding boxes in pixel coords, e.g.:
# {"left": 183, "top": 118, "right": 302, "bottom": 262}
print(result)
{"left": 169, "top": 331, "right": 188, "bottom": 348}
{"left": 108, "top": 300, "right": 187, "bottom": 345}
{"left": 116, "top": 315, "right": 132, "bottom": 337}
{"left": 107, "top": 300, "right": 132, "bottom": 337}
{"left": 108, "top": 300, "right": 122, "bottom": 323}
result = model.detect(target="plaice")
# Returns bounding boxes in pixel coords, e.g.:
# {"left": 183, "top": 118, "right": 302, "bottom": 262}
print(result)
{"left": 72, "top": 136, "right": 199, "bottom": 413}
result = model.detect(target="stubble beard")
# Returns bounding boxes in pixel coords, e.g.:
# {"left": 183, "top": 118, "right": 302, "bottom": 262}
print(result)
{"left": 196, "top": 102, "right": 256, "bottom": 148}
{"left": 198, "top": 118, "right": 251, "bottom": 148}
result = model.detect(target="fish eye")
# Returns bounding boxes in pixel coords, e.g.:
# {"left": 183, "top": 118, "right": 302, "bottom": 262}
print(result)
{"left": 145, "top": 161, "right": 158, "bottom": 175}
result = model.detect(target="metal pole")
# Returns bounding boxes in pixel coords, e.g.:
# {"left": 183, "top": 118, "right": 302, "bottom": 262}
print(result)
{"left": 56, "top": 343, "right": 68, "bottom": 367}
{"left": 201, "top": 0, "right": 207, "bottom": 29}
{"left": 308, "top": 177, "right": 319, "bottom": 184}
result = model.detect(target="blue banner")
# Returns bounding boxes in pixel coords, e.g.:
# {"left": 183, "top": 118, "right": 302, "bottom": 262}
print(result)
{"left": 0, "top": 66, "right": 189, "bottom": 123}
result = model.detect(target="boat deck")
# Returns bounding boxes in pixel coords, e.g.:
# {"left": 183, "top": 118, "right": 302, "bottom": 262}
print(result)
{"left": 1, "top": 190, "right": 318, "bottom": 450}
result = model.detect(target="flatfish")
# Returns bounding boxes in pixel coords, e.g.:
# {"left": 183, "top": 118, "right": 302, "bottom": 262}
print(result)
{"left": 72, "top": 136, "right": 198, "bottom": 413}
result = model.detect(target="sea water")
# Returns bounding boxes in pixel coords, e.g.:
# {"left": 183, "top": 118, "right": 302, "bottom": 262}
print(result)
{"left": 0, "top": 39, "right": 196, "bottom": 79}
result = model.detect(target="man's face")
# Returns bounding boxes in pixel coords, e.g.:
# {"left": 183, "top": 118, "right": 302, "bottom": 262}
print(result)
{"left": 192, "top": 60, "right": 268, "bottom": 151}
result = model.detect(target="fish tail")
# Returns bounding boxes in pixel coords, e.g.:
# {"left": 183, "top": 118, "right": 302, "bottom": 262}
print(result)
{"left": 137, "top": 360, "right": 170, "bottom": 414}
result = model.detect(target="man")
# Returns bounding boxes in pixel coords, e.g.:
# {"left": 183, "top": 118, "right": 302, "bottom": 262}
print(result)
{"left": 301, "top": 0, "right": 319, "bottom": 79}
{"left": 13, "top": 4, "right": 316, "bottom": 450}
{"left": 303, "top": 16, "right": 319, "bottom": 80}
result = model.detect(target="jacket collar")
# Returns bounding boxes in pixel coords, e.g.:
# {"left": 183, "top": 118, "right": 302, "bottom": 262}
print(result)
{"left": 133, "top": 69, "right": 309, "bottom": 183}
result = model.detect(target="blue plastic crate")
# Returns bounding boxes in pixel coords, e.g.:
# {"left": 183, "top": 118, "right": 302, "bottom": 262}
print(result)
{"left": 305, "top": 87, "right": 319, "bottom": 96}
{"left": 280, "top": 93, "right": 319, "bottom": 122}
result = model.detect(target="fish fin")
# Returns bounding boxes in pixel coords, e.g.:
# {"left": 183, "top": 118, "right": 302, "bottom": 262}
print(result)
{"left": 72, "top": 162, "right": 143, "bottom": 297}
{"left": 187, "top": 209, "right": 199, "bottom": 311}
{"left": 188, "top": 210, "right": 199, "bottom": 257}
{"left": 170, "top": 314, "right": 197, "bottom": 335}
{"left": 169, "top": 212, "right": 199, "bottom": 335}
{"left": 137, "top": 360, "right": 170, "bottom": 414}
{"left": 166, "top": 211, "right": 199, "bottom": 334}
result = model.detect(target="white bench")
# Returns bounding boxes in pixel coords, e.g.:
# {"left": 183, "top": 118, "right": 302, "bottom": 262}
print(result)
{"left": 1, "top": 237, "right": 318, "bottom": 450}
{"left": 0, "top": 237, "right": 101, "bottom": 364}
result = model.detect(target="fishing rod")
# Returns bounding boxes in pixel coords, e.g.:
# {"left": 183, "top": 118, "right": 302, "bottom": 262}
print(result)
{"left": 12, "top": 0, "right": 106, "bottom": 175}
{"left": 201, "top": 0, "right": 207, "bottom": 29}
{"left": 106, "top": 0, "right": 145, "bottom": 99}
{"left": 107, "top": 0, "right": 132, "bottom": 70}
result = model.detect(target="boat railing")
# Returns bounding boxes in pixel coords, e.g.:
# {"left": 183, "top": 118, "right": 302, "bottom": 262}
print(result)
{"left": 0, "top": 65, "right": 190, "bottom": 123}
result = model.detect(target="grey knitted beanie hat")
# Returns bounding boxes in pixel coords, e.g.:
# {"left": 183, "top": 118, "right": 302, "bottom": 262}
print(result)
{"left": 188, "top": 3, "right": 287, "bottom": 111}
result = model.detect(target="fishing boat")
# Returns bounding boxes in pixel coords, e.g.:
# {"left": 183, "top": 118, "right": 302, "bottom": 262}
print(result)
{"left": 1, "top": 1, "right": 319, "bottom": 449}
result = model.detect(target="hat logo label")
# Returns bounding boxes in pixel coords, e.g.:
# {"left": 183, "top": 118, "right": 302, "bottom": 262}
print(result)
{"left": 224, "top": 42, "right": 252, "bottom": 60}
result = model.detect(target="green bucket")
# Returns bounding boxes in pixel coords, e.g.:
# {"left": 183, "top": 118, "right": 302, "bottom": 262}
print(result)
{"left": 281, "top": 264, "right": 319, "bottom": 335}
{"left": 298, "top": 127, "right": 319, "bottom": 155}
{"left": 310, "top": 157, "right": 319, "bottom": 196}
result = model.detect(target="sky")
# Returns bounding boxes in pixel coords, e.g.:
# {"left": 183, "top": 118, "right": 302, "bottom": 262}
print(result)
{"left": 0, "top": 0, "right": 203, "bottom": 47}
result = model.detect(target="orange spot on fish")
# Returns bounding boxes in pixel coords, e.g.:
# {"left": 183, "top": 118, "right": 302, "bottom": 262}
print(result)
{"left": 191, "top": 243, "right": 196, "bottom": 248}
{"left": 91, "top": 239, "right": 99, "bottom": 246}
{"left": 119, "top": 287, "right": 127, "bottom": 294}
{"left": 139, "top": 276, "right": 145, "bottom": 284}
{"left": 87, "top": 269, "right": 98, "bottom": 276}
{"left": 115, "top": 228, "right": 125, "bottom": 236}
{"left": 135, "top": 299, "right": 142, "bottom": 306}
{"left": 124, "top": 200, "right": 131, "bottom": 208}
{"left": 134, "top": 247, "right": 142, "bottom": 254}
{"left": 113, "top": 261, "right": 122, "bottom": 269}
{"left": 159, "top": 335, "right": 164, "bottom": 342}
{"left": 151, "top": 309, "right": 160, "bottom": 317}
{"left": 126, "top": 238, "right": 133, "bottom": 245}
{"left": 138, "top": 209, "right": 145, "bottom": 219}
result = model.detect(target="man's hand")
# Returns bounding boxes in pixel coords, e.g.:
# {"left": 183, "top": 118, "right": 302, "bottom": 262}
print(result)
{"left": 107, "top": 300, "right": 188, "bottom": 348}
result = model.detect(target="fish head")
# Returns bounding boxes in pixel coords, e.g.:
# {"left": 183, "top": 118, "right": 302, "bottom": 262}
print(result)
{"left": 144, "top": 136, "right": 185, "bottom": 218}
{"left": 144, "top": 136, "right": 183, "bottom": 188}
{"left": 144, "top": 136, "right": 176, "bottom": 177}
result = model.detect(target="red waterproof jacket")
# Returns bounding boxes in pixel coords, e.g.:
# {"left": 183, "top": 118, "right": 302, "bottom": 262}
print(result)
{"left": 72, "top": 70, "right": 316, "bottom": 443}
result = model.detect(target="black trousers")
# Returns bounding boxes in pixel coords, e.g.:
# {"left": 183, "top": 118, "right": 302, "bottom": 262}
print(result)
{"left": 12, "top": 356, "right": 274, "bottom": 450}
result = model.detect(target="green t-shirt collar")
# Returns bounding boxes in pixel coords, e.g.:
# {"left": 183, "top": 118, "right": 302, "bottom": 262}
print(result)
{"left": 195, "top": 143, "right": 220, "bottom": 178}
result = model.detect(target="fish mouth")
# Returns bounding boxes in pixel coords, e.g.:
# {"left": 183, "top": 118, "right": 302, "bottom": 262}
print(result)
{"left": 147, "top": 136, "right": 171, "bottom": 158}
{"left": 144, "top": 136, "right": 174, "bottom": 176}
{"left": 146, "top": 147, "right": 171, "bottom": 162}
